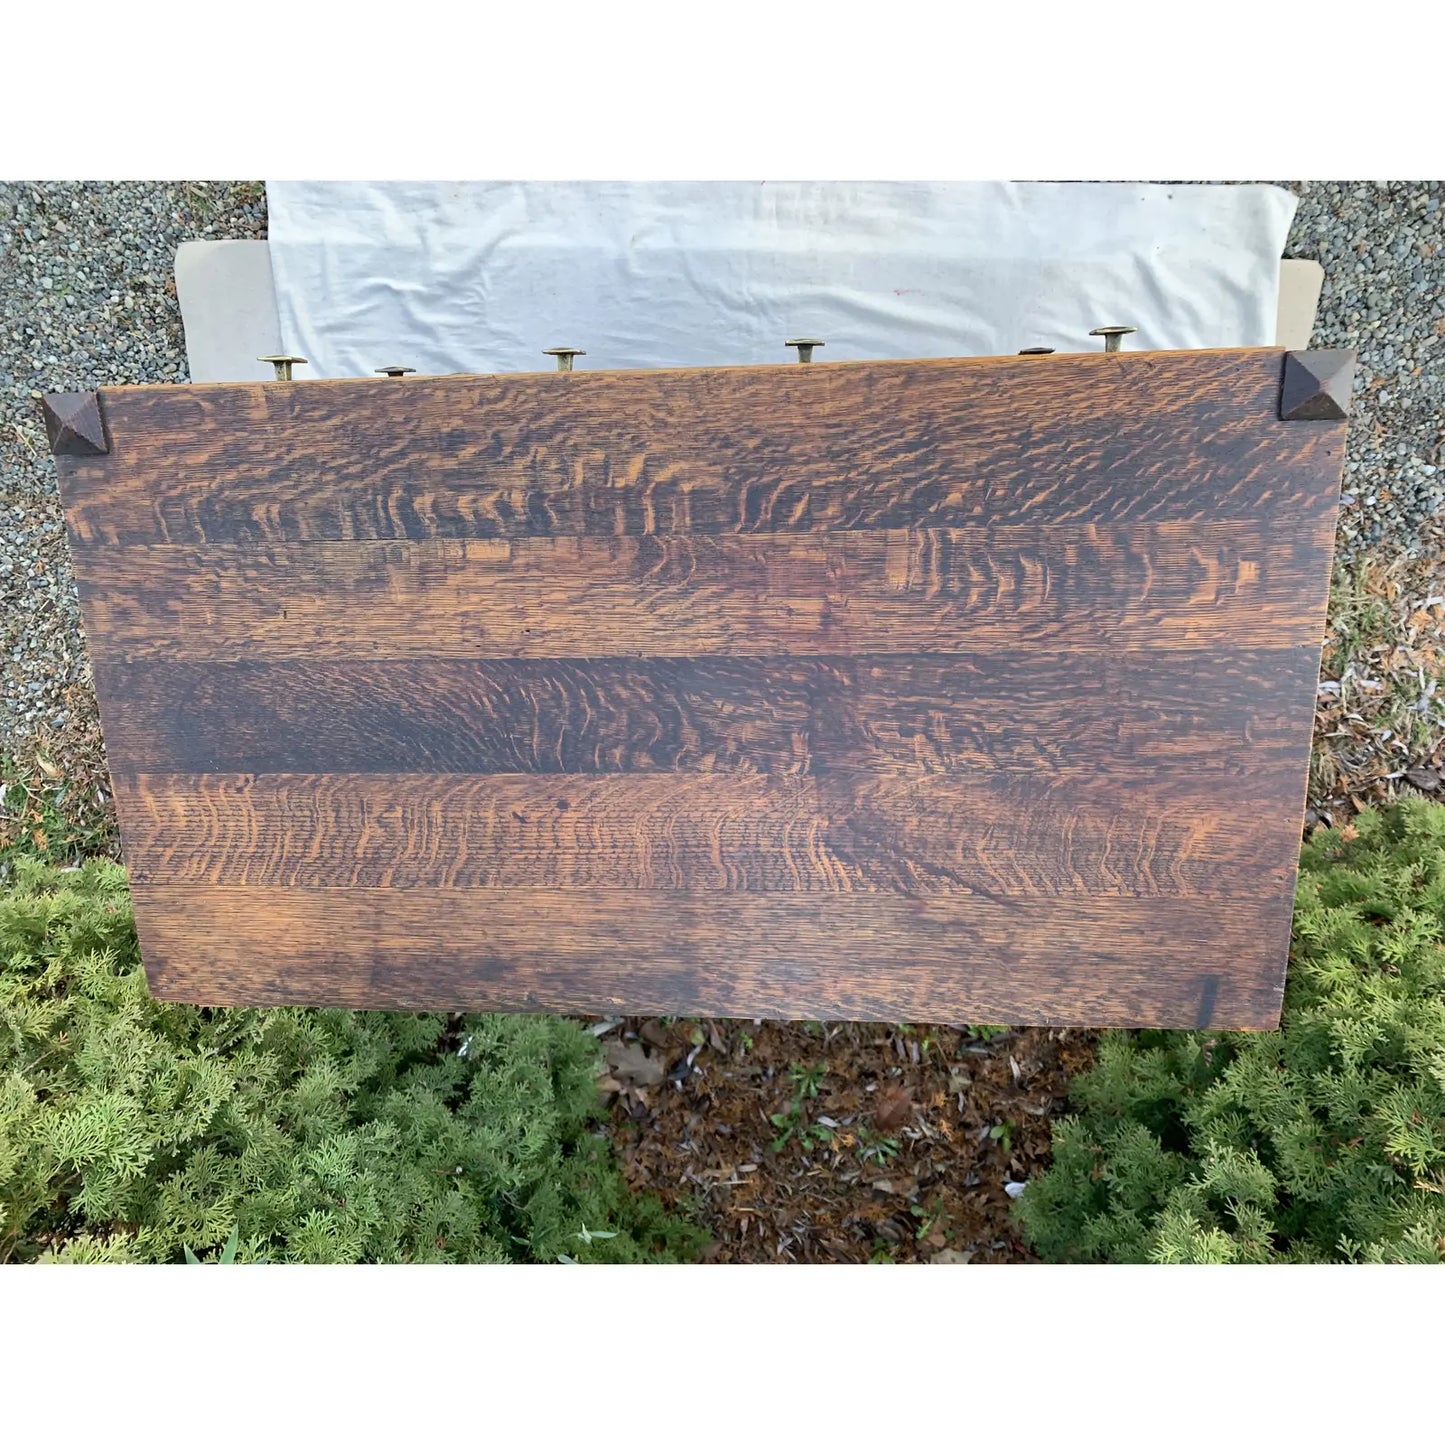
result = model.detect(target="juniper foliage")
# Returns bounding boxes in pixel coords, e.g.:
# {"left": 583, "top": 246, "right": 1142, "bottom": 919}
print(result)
{"left": 1017, "top": 799, "right": 1445, "bottom": 1264}
{"left": 0, "top": 856, "right": 702, "bottom": 1264}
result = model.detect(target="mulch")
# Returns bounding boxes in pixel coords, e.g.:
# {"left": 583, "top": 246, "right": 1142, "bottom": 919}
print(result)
{"left": 595, "top": 1015, "right": 1096, "bottom": 1263}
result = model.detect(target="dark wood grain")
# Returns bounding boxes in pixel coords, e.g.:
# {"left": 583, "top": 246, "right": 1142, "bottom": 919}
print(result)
{"left": 118, "top": 770, "right": 1297, "bottom": 897}
{"left": 57, "top": 351, "right": 1345, "bottom": 547}
{"left": 52, "top": 348, "right": 1348, "bottom": 1028}
{"left": 131, "top": 882, "right": 1286, "bottom": 1028}
{"left": 72, "top": 519, "right": 1334, "bottom": 662}
{"left": 94, "top": 648, "right": 1319, "bottom": 778}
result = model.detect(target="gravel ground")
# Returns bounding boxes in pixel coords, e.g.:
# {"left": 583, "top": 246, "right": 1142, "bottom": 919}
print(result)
{"left": 1286, "top": 182, "right": 1443, "bottom": 557}
{"left": 0, "top": 180, "right": 1441, "bottom": 779}
{"left": 0, "top": 182, "right": 266, "bottom": 774}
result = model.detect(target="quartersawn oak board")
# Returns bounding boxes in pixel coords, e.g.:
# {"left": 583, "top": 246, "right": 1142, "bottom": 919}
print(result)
{"left": 49, "top": 348, "right": 1349, "bottom": 1028}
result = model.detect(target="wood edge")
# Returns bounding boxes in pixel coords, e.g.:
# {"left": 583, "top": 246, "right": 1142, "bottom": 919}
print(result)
{"left": 137, "top": 963, "right": 1286, "bottom": 1031}
{"left": 1243, "top": 455, "right": 1346, "bottom": 1035}
{"left": 138, "top": 988, "right": 1282, "bottom": 1031}
{"left": 90, "top": 346, "right": 1289, "bottom": 395}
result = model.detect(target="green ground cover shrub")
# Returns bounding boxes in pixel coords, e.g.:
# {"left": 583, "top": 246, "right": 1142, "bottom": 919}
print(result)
{"left": 1017, "top": 800, "right": 1445, "bottom": 1263}
{"left": 0, "top": 856, "right": 702, "bottom": 1264}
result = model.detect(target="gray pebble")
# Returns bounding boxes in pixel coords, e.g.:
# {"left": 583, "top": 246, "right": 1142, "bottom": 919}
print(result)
{"left": 1285, "top": 181, "right": 1444, "bottom": 560}
{"left": 0, "top": 181, "right": 266, "bottom": 753}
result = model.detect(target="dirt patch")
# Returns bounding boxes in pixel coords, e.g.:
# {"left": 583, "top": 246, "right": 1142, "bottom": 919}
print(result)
{"left": 596, "top": 1016, "right": 1095, "bottom": 1263}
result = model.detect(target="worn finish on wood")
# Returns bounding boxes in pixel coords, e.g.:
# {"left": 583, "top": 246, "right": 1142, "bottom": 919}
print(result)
{"left": 1280, "top": 348, "right": 1356, "bottom": 421}
{"left": 74, "top": 520, "right": 1335, "bottom": 662}
{"left": 118, "top": 771, "right": 1295, "bottom": 897}
{"left": 93, "top": 649, "right": 1319, "bottom": 778}
{"left": 52, "top": 348, "right": 1350, "bottom": 1028}
{"left": 134, "top": 883, "right": 1284, "bottom": 1028}
{"left": 59, "top": 351, "right": 1343, "bottom": 547}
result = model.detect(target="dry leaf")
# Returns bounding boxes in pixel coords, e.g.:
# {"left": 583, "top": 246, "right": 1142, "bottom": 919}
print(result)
{"left": 929, "top": 1249, "right": 975, "bottom": 1264}
{"left": 604, "top": 1039, "right": 666, "bottom": 1088}
{"left": 874, "top": 1083, "right": 913, "bottom": 1132}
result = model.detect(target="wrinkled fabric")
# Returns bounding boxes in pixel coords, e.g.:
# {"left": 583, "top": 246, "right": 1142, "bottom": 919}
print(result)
{"left": 265, "top": 181, "right": 1297, "bottom": 378}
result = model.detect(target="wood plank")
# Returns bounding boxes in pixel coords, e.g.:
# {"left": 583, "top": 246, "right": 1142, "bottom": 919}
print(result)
{"left": 48, "top": 348, "right": 1348, "bottom": 1027}
{"left": 95, "top": 647, "right": 1321, "bottom": 779}
{"left": 71, "top": 519, "right": 1335, "bottom": 662}
{"left": 56, "top": 350, "right": 1345, "bottom": 546}
{"left": 132, "top": 882, "right": 1288, "bottom": 1029}
{"left": 118, "top": 770, "right": 1298, "bottom": 897}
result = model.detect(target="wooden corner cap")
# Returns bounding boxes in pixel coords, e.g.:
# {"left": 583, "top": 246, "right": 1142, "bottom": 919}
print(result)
{"left": 1280, "top": 349, "right": 1355, "bottom": 422}
{"left": 41, "top": 391, "right": 109, "bottom": 456}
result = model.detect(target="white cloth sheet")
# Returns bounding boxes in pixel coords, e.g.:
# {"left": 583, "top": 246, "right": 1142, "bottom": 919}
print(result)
{"left": 265, "top": 181, "right": 1298, "bottom": 378}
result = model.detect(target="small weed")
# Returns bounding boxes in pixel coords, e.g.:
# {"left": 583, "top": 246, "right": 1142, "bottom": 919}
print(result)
{"left": 769, "top": 1111, "right": 834, "bottom": 1152}
{"left": 770, "top": 1063, "right": 832, "bottom": 1152}
{"left": 989, "top": 1120, "right": 1014, "bottom": 1152}
{"left": 574, "top": 1224, "right": 619, "bottom": 1246}
{"left": 967, "top": 1025, "right": 1009, "bottom": 1043}
{"left": 183, "top": 1225, "right": 240, "bottom": 1265}
{"left": 181, "top": 182, "right": 222, "bottom": 222}
{"left": 911, "top": 1197, "right": 946, "bottom": 1241}
{"left": 675, "top": 1192, "right": 711, "bottom": 1229}
{"left": 788, "top": 1061, "right": 826, "bottom": 1098}
{"left": 854, "top": 1127, "right": 901, "bottom": 1166}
